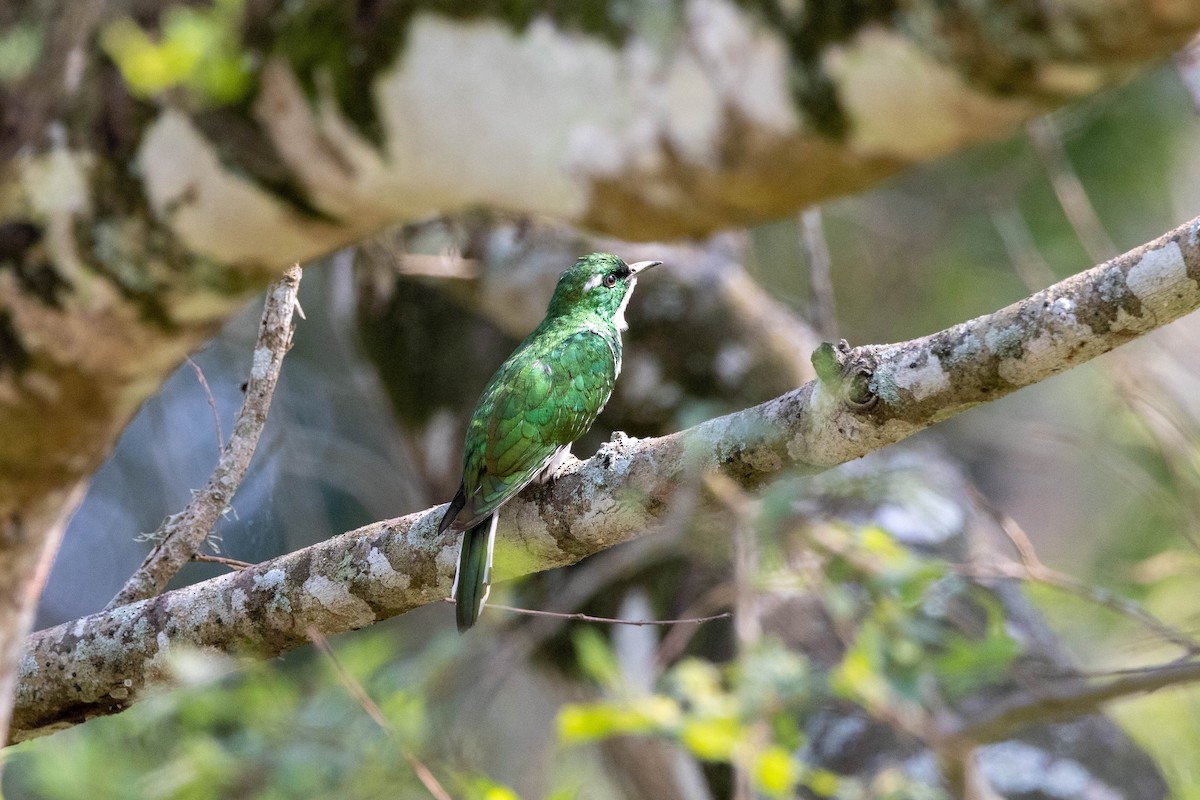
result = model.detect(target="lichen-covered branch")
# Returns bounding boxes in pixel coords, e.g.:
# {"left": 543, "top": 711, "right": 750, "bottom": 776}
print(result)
{"left": 7, "top": 1, "right": 1200, "bottom": 262}
{"left": 13, "top": 213, "right": 1200, "bottom": 743}
{"left": 106, "top": 266, "right": 303, "bottom": 610}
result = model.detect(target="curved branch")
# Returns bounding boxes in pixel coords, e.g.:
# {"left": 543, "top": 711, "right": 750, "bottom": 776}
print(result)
{"left": 107, "top": 265, "right": 304, "bottom": 610}
{"left": 12, "top": 214, "right": 1200, "bottom": 743}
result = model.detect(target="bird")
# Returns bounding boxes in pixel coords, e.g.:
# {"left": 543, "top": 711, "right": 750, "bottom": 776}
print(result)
{"left": 439, "top": 253, "right": 662, "bottom": 632}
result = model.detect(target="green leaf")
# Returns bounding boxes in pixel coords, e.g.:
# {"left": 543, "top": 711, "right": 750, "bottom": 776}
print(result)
{"left": 680, "top": 716, "right": 742, "bottom": 761}
{"left": 571, "top": 627, "right": 621, "bottom": 690}
{"left": 931, "top": 595, "right": 1019, "bottom": 697}
{"left": 557, "top": 697, "right": 680, "bottom": 744}
{"left": 752, "top": 746, "right": 799, "bottom": 798}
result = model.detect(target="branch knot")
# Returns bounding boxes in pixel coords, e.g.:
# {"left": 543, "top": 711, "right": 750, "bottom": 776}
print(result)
{"left": 811, "top": 340, "right": 877, "bottom": 411}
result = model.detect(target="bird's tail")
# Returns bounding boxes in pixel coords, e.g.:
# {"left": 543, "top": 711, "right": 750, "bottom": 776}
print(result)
{"left": 452, "top": 513, "right": 497, "bottom": 632}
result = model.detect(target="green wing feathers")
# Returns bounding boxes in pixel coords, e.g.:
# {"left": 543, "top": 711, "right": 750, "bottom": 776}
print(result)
{"left": 452, "top": 327, "right": 618, "bottom": 528}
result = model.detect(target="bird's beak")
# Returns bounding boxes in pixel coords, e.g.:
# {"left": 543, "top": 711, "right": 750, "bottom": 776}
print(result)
{"left": 628, "top": 260, "right": 663, "bottom": 275}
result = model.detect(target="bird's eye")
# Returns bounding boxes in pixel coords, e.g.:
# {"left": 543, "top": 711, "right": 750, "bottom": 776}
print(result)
{"left": 603, "top": 273, "right": 618, "bottom": 288}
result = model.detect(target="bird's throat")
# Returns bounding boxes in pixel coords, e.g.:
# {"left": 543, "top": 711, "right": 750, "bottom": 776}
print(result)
{"left": 614, "top": 278, "right": 636, "bottom": 332}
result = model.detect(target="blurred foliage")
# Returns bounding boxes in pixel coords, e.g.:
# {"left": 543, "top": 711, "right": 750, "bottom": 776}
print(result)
{"left": 0, "top": 22, "right": 40, "bottom": 85}
{"left": 3, "top": 631, "right": 532, "bottom": 800}
{"left": 556, "top": 510, "right": 1015, "bottom": 799}
{"left": 101, "top": 0, "right": 252, "bottom": 105}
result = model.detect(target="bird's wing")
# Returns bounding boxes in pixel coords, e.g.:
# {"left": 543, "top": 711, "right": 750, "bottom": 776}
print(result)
{"left": 452, "top": 327, "right": 618, "bottom": 529}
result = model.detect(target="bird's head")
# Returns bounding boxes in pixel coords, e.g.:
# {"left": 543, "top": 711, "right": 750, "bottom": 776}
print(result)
{"left": 546, "top": 253, "right": 662, "bottom": 331}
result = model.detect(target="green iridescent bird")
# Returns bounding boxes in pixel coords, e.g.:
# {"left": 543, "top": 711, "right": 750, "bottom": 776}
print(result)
{"left": 439, "top": 253, "right": 662, "bottom": 632}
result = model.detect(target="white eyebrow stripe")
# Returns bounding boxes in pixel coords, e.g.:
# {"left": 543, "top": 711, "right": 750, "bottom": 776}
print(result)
{"left": 583, "top": 273, "right": 603, "bottom": 292}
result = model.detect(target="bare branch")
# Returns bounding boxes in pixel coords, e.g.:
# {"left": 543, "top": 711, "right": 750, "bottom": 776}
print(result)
{"left": 12, "top": 215, "right": 1200, "bottom": 742}
{"left": 941, "top": 658, "right": 1200, "bottom": 746}
{"left": 1176, "top": 33, "right": 1200, "bottom": 113}
{"left": 800, "top": 207, "right": 837, "bottom": 340}
{"left": 478, "top": 600, "right": 731, "bottom": 627}
{"left": 184, "top": 357, "right": 224, "bottom": 457}
{"left": 106, "top": 265, "right": 303, "bottom": 610}
{"left": 190, "top": 553, "right": 255, "bottom": 572}
{"left": 1027, "top": 116, "right": 1119, "bottom": 263}
{"left": 966, "top": 487, "right": 1200, "bottom": 655}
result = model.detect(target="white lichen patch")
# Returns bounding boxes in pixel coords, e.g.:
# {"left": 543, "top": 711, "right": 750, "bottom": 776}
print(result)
{"left": 891, "top": 354, "right": 950, "bottom": 402}
{"left": 108, "top": 602, "right": 152, "bottom": 643}
{"left": 983, "top": 324, "right": 1024, "bottom": 358}
{"left": 824, "top": 27, "right": 1032, "bottom": 160}
{"left": 19, "top": 651, "right": 37, "bottom": 679}
{"left": 301, "top": 575, "right": 375, "bottom": 628}
{"left": 250, "top": 346, "right": 273, "bottom": 380}
{"left": 230, "top": 588, "right": 248, "bottom": 616}
{"left": 949, "top": 331, "right": 983, "bottom": 363}
{"left": 138, "top": 109, "right": 342, "bottom": 265}
{"left": 378, "top": 15, "right": 626, "bottom": 218}
{"left": 366, "top": 547, "right": 411, "bottom": 591}
{"left": 1126, "top": 241, "right": 1194, "bottom": 311}
{"left": 683, "top": 0, "right": 799, "bottom": 135}
{"left": 253, "top": 567, "right": 286, "bottom": 592}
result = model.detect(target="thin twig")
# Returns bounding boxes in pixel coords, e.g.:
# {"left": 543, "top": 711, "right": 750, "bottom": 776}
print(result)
{"left": 464, "top": 598, "right": 730, "bottom": 627}
{"left": 653, "top": 582, "right": 734, "bottom": 673}
{"left": 1027, "top": 116, "right": 1118, "bottom": 263}
{"left": 940, "top": 657, "right": 1200, "bottom": 746}
{"left": 966, "top": 487, "right": 1200, "bottom": 655}
{"left": 705, "top": 472, "right": 761, "bottom": 650}
{"left": 185, "top": 356, "right": 224, "bottom": 456}
{"left": 306, "top": 627, "right": 453, "bottom": 800}
{"left": 106, "top": 265, "right": 303, "bottom": 610}
{"left": 190, "top": 553, "right": 255, "bottom": 571}
{"left": 799, "top": 207, "right": 837, "bottom": 339}
{"left": 990, "top": 203, "right": 1056, "bottom": 290}
{"left": 1174, "top": 32, "right": 1200, "bottom": 114}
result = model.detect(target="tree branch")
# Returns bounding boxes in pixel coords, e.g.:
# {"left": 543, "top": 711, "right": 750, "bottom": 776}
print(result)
{"left": 939, "top": 659, "right": 1200, "bottom": 748}
{"left": 106, "top": 265, "right": 303, "bottom": 610}
{"left": 12, "top": 214, "right": 1200, "bottom": 743}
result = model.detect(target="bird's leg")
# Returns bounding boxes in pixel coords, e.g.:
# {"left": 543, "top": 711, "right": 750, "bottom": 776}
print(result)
{"left": 537, "top": 444, "right": 574, "bottom": 484}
